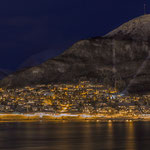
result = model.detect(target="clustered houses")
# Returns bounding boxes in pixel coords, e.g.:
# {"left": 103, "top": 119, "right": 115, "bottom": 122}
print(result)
{"left": 0, "top": 81, "right": 150, "bottom": 115}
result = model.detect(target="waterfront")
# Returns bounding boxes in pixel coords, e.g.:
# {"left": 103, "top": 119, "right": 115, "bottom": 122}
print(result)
{"left": 0, "top": 113, "right": 149, "bottom": 121}
{"left": 0, "top": 121, "right": 149, "bottom": 150}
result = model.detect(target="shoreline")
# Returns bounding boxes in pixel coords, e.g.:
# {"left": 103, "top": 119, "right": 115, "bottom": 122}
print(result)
{"left": 0, "top": 113, "right": 149, "bottom": 122}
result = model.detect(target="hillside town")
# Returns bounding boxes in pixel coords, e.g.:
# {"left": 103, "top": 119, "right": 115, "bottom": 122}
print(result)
{"left": 0, "top": 81, "right": 149, "bottom": 118}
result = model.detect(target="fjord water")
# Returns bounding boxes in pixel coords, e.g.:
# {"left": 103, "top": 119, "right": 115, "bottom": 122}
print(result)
{"left": 0, "top": 121, "right": 149, "bottom": 150}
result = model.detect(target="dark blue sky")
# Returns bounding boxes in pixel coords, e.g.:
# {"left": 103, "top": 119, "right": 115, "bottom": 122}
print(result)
{"left": 0, "top": 0, "right": 148, "bottom": 70}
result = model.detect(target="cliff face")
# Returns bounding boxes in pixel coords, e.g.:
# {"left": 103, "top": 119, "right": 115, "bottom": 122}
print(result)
{"left": 1, "top": 15, "right": 150, "bottom": 94}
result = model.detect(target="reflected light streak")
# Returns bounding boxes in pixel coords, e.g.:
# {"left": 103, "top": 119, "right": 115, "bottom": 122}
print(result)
{"left": 126, "top": 121, "right": 136, "bottom": 150}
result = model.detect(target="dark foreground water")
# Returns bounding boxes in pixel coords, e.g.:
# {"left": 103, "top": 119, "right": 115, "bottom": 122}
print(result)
{"left": 0, "top": 121, "right": 149, "bottom": 150}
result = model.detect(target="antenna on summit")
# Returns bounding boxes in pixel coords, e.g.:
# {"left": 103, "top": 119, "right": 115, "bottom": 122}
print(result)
{"left": 144, "top": 0, "right": 147, "bottom": 15}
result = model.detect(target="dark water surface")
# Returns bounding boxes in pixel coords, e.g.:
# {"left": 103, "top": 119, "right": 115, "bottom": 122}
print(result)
{"left": 0, "top": 121, "right": 149, "bottom": 150}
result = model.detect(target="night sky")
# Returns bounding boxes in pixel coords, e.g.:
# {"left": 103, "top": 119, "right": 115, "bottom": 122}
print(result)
{"left": 0, "top": 0, "right": 149, "bottom": 71}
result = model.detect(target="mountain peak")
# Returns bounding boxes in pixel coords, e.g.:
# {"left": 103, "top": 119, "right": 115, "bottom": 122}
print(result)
{"left": 104, "top": 14, "right": 150, "bottom": 42}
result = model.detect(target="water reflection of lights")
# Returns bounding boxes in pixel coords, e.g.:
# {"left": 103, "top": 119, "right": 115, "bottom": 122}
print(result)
{"left": 126, "top": 121, "right": 136, "bottom": 150}
{"left": 107, "top": 119, "right": 114, "bottom": 149}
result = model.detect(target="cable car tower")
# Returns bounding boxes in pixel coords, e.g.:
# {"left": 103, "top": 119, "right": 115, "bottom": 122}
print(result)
{"left": 144, "top": 0, "right": 147, "bottom": 15}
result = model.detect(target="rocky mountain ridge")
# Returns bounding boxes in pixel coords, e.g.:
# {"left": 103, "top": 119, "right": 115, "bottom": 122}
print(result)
{"left": 105, "top": 14, "right": 150, "bottom": 42}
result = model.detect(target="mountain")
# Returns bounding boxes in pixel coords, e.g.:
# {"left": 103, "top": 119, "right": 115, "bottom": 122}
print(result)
{"left": 0, "top": 69, "right": 11, "bottom": 80}
{"left": 19, "top": 49, "right": 63, "bottom": 69}
{"left": 0, "top": 71, "right": 7, "bottom": 80}
{"left": 1, "top": 15, "right": 150, "bottom": 94}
